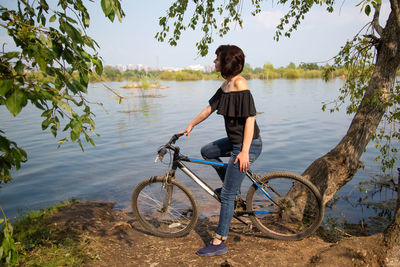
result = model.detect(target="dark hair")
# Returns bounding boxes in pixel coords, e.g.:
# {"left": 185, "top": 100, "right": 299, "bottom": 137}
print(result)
{"left": 215, "top": 45, "right": 245, "bottom": 79}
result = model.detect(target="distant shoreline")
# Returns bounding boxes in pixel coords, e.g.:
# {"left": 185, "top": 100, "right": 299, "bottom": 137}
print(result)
{"left": 120, "top": 83, "right": 168, "bottom": 89}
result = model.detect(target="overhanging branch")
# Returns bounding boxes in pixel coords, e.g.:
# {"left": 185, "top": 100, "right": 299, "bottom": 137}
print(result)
{"left": 373, "top": 2, "right": 384, "bottom": 36}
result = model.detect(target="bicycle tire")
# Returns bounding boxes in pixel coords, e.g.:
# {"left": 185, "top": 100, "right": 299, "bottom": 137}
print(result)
{"left": 246, "top": 171, "right": 324, "bottom": 241}
{"left": 132, "top": 176, "right": 199, "bottom": 238}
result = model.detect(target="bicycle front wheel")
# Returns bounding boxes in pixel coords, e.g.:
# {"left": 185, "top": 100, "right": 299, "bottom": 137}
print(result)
{"left": 246, "top": 171, "right": 324, "bottom": 241}
{"left": 132, "top": 176, "right": 198, "bottom": 238}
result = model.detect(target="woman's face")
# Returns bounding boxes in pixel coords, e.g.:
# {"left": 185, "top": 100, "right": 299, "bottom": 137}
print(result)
{"left": 214, "top": 55, "right": 221, "bottom": 72}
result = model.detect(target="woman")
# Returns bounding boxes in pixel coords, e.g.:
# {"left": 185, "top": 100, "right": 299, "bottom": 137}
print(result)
{"left": 179, "top": 45, "right": 262, "bottom": 256}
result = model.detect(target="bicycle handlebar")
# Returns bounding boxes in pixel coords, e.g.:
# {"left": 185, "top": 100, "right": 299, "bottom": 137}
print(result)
{"left": 168, "top": 133, "right": 184, "bottom": 146}
{"left": 156, "top": 133, "right": 184, "bottom": 161}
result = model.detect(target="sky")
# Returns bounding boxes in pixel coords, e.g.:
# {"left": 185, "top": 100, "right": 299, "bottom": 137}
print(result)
{"left": 0, "top": 0, "right": 392, "bottom": 69}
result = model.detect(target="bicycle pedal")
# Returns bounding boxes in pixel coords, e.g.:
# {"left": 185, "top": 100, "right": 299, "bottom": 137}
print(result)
{"left": 242, "top": 223, "right": 254, "bottom": 233}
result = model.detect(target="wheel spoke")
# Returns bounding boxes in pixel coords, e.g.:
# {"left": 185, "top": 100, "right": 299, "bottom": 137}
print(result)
{"left": 247, "top": 172, "right": 323, "bottom": 240}
{"left": 132, "top": 177, "right": 198, "bottom": 237}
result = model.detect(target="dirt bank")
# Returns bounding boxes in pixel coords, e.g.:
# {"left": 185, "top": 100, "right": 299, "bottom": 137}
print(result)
{"left": 49, "top": 201, "right": 385, "bottom": 266}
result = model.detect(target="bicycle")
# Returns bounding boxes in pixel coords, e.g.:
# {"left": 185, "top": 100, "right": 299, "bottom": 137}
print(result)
{"left": 131, "top": 134, "right": 324, "bottom": 241}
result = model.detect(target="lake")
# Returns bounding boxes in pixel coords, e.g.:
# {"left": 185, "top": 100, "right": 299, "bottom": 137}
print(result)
{"left": 0, "top": 79, "right": 393, "bottom": 230}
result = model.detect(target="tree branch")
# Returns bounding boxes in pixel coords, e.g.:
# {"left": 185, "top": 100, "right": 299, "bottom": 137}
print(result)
{"left": 390, "top": 0, "right": 400, "bottom": 29}
{"left": 101, "top": 82, "right": 125, "bottom": 100}
{"left": 372, "top": 2, "right": 384, "bottom": 36}
{"left": 364, "top": 34, "right": 380, "bottom": 48}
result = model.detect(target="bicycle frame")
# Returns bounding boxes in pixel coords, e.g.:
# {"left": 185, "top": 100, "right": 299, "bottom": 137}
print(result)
{"left": 163, "top": 145, "right": 278, "bottom": 222}
{"left": 178, "top": 157, "right": 256, "bottom": 199}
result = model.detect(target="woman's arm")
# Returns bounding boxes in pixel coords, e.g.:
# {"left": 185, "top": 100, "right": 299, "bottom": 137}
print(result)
{"left": 178, "top": 105, "right": 214, "bottom": 137}
{"left": 234, "top": 116, "right": 255, "bottom": 172}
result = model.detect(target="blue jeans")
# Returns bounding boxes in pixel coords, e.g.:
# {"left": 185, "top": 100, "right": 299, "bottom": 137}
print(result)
{"left": 200, "top": 136, "right": 262, "bottom": 239}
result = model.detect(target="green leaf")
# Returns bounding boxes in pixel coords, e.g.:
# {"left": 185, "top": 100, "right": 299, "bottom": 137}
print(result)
{"left": 51, "top": 125, "right": 57, "bottom": 137}
{"left": 0, "top": 79, "right": 13, "bottom": 96}
{"left": 5, "top": 89, "right": 28, "bottom": 116}
{"left": 14, "top": 61, "right": 24, "bottom": 75}
{"left": 83, "top": 36, "right": 95, "bottom": 49}
{"left": 101, "top": 0, "right": 113, "bottom": 16}
{"left": 115, "top": 4, "right": 123, "bottom": 22}
{"left": 365, "top": 5, "right": 371, "bottom": 16}
{"left": 67, "top": 81, "right": 78, "bottom": 94}
{"left": 41, "top": 109, "right": 52, "bottom": 118}
{"left": 77, "top": 139, "right": 84, "bottom": 151}
{"left": 41, "top": 118, "right": 51, "bottom": 130}
{"left": 78, "top": 74, "right": 88, "bottom": 91}
{"left": 60, "top": 19, "right": 83, "bottom": 43}
{"left": 57, "top": 137, "right": 68, "bottom": 148}
{"left": 108, "top": 11, "right": 115, "bottom": 22}
{"left": 34, "top": 53, "right": 47, "bottom": 72}
{"left": 49, "top": 14, "right": 56, "bottom": 22}
{"left": 70, "top": 129, "right": 80, "bottom": 142}
{"left": 83, "top": 14, "right": 90, "bottom": 27}
{"left": 0, "top": 136, "right": 10, "bottom": 150}
{"left": 19, "top": 147, "right": 27, "bottom": 162}
{"left": 92, "top": 58, "right": 103, "bottom": 75}
{"left": 58, "top": 101, "right": 73, "bottom": 115}
{"left": 85, "top": 133, "right": 95, "bottom": 147}
{"left": 3, "top": 52, "right": 19, "bottom": 59}
{"left": 11, "top": 149, "right": 23, "bottom": 166}
{"left": 65, "top": 16, "right": 78, "bottom": 24}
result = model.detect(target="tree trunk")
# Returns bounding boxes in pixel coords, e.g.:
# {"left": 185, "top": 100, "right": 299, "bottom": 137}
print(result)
{"left": 301, "top": 7, "right": 400, "bottom": 206}
{"left": 299, "top": 3, "right": 400, "bottom": 263}
{"left": 383, "top": 169, "right": 400, "bottom": 266}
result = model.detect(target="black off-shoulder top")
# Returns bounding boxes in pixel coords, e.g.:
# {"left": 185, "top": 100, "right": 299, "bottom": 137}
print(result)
{"left": 209, "top": 88, "right": 260, "bottom": 144}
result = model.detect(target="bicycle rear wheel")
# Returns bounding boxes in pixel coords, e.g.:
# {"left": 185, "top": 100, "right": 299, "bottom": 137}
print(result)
{"left": 132, "top": 176, "right": 198, "bottom": 238}
{"left": 246, "top": 171, "right": 324, "bottom": 241}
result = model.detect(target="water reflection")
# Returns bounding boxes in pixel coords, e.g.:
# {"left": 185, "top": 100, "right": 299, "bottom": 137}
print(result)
{"left": 322, "top": 161, "right": 396, "bottom": 232}
{"left": 112, "top": 85, "right": 165, "bottom": 127}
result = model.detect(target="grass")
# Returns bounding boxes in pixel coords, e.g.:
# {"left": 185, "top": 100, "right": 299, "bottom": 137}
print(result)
{"left": 10, "top": 199, "right": 87, "bottom": 266}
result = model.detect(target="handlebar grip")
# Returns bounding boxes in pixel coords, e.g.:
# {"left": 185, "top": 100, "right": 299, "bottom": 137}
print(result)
{"left": 169, "top": 133, "right": 184, "bottom": 145}
{"left": 157, "top": 147, "right": 167, "bottom": 160}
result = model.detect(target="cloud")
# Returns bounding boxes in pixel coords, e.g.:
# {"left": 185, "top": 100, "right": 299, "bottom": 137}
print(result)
{"left": 306, "top": 6, "right": 370, "bottom": 27}
{"left": 247, "top": 1, "right": 391, "bottom": 31}
{"left": 301, "top": 2, "right": 391, "bottom": 29}
{"left": 253, "top": 10, "right": 284, "bottom": 29}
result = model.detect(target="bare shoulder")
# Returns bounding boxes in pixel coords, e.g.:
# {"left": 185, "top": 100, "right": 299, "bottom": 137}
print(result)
{"left": 234, "top": 76, "right": 249, "bottom": 91}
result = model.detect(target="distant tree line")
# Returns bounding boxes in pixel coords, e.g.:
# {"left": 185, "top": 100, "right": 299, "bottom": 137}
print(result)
{"left": 87, "top": 62, "right": 365, "bottom": 82}
{"left": 27, "top": 63, "right": 399, "bottom": 83}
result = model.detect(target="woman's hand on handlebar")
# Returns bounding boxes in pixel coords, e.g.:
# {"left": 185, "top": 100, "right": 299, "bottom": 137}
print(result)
{"left": 178, "top": 124, "right": 194, "bottom": 138}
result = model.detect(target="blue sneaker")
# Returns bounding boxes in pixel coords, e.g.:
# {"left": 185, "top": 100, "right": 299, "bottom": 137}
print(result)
{"left": 196, "top": 241, "right": 227, "bottom": 256}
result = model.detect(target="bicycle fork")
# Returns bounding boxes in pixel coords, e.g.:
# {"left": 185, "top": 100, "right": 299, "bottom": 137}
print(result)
{"left": 160, "top": 169, "right": 176, "bottom": 213}
{"left": 160, "top": 183, "right": 173, "bottom": 213}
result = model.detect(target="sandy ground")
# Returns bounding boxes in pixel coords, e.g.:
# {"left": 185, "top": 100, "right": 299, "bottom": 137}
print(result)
{"left": 45, "top": 201, "right": 388, "bottom": 266}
